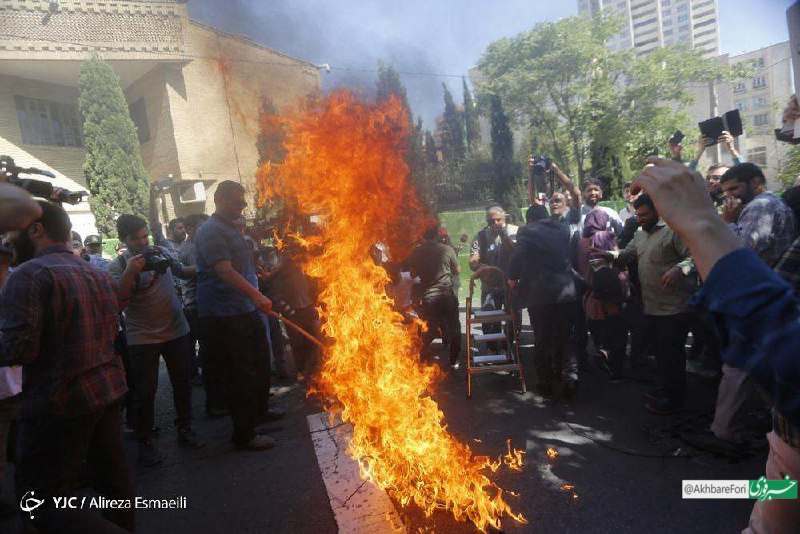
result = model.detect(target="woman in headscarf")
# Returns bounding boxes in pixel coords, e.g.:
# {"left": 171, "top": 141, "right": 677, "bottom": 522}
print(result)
{"left": 577, "top": 209, "right": 628, "bottom": 380}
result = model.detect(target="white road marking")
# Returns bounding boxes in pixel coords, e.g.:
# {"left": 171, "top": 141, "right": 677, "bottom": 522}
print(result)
{"left": 307, "top": 412, "right": 406, "bottom": 534}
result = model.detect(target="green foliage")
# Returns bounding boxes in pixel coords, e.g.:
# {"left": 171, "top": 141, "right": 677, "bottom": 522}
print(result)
{"left": 462, "top": 77, "right": 481, "bottom": 154}
{"left": 477, "top": 12, "right": 743, "bottom": 197}
{"left": 777, "top": 145, "right": 800, "bottom": 189}
{"left": 79, "top": 55, "right": 150, "bottom": 235}
{"left": 489, "top": 95, "right": 524, "bottom": 212}
{"left": 440, "top": 83, "right": 466, "bottom": 163}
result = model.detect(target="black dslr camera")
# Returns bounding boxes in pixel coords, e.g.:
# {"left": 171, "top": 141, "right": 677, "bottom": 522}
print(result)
{"left": 142, "top": 246, "right": 171, "bottom": 274}
{"left": 0, "top": 155, "right": 87, "bottom": 205}
{"left": 530, "top": 155, "right": 552, "bottom": 177}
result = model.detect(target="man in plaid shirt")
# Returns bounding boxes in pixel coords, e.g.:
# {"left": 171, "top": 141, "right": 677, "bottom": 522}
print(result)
{"left": 0, "top": 201, "right": 134, "bottom": 533}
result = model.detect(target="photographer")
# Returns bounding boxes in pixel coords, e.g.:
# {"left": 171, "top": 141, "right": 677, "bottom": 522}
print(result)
{"left": 108, "top": 214, "right": 204, "bottom": 467}
{"left": 469, "top": 206, "right": 517, "bottom": 326}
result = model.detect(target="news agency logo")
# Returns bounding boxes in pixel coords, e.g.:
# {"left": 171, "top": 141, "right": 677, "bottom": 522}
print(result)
{"left": 682, "top": 476, "right": 798, "bottom": 500}
{"left": 19, "top": 490, "right": 44, "bottom": 519}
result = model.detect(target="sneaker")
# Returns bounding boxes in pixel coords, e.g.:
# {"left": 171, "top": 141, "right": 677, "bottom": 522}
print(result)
{"left": 450, "top": 362, "right": 461, "bottom": 370}
{"left": 644, "top": 396, "right": 681, "bottom": 416}
{"left": 177, "top": 428, "right": 206, "bottom": 449}
{"left": 238, "top": 434, "right": 276, "bottom": 451}
{"left": 138, "top": 440, "right": 165, "bottom": 467}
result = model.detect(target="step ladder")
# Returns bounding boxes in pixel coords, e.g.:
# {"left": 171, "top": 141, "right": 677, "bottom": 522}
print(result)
{"left": 465, "top": 267, "right": 527, "bottom": 399}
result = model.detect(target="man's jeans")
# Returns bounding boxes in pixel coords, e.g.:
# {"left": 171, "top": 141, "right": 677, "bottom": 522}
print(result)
{"left": 201, "top": 312, "right": 270, "bottom": 446}
{"left": 711, "top": 364, "right": 755, "bottom": 441}
{"left": 15, "top": 403, "right": 135, "bottom": 533}
{"left": 647, "top": 313, "right": 691, "bottom": 406}
{"left": 128, "top": 334, "right": 193, "bottom": 441}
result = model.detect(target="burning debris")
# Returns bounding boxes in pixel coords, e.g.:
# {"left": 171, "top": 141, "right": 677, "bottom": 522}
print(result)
{"left": 257, "top": 91, "right": 526, "bottom": 531}
{"left": 546, "top": 447, "right": 559, "bottom": 460}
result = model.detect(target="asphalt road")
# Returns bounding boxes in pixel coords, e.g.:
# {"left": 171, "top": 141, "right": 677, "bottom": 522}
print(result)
{"left": 2, "top": 315, "right": 767, "bottom": 534}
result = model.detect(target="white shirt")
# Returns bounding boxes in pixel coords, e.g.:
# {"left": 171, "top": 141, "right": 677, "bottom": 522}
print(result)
{"left": 0, "top": 367, "right": 22, "bottom": 400}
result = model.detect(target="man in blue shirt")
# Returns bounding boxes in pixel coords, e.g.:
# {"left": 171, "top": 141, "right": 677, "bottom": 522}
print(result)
{"left": 634, "top": 158, "right": 799, "bottom": 534}
{"left": 195, "top": 181, "right": 275, "bottom": 451}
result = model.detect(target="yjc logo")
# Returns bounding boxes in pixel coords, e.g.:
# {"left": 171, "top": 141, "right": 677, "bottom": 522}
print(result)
{"left": 19, "top": 490, "right": 45, "bottom": 519}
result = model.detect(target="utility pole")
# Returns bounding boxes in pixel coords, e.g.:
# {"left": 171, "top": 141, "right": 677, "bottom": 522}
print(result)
{"left": 709, "top": 79, "right": 722, "bottom": 164}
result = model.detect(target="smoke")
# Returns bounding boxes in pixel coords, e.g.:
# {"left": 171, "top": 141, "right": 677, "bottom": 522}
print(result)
{"left": 188, "top": 0, "right": 574, "bottom": 127}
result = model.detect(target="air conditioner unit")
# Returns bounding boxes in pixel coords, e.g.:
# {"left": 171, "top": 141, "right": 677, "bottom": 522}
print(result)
{"left": 178, "top": 181, "right": 206, "bottom": 204}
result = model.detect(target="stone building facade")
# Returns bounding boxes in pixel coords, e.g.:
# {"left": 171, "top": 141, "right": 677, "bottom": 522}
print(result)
{"left": 0, "top": 0, "right": 320, "bottom": 237}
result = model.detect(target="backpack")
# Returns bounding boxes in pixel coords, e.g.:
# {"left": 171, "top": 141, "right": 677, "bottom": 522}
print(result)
{"left": 587, "top": 257, "right": 629, "bottom": 304}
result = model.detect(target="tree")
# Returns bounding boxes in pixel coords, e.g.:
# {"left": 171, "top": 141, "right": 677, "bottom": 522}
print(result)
{"left": 463, "top": 77, "right": 481, "bottom": 154}
{"left": 477, "top": 12, "right": 745, "bottom": 194}
{"left": 440, "top": 83, "right": 466, "bottom": 163}
{"left": 490, "top": 95, "right": 523, "bottom": 211}
{"left": 78, "top": 55, "right": 150, "bottom": 236}
{"left": 424, "top": 130, "right": 439, "bottom": 167}
{"left": 777, "top": 145, "right": 800, "bottom": 189}
{"left": 376, "top": 62, "right": 412, "bottom": 123}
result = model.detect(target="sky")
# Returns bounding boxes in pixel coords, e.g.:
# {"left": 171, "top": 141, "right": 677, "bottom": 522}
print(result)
{"left": 188, "top": 0, "right": 796, "bottom": 127}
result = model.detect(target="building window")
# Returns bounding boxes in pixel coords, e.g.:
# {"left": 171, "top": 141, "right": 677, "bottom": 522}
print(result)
{"left": 634, "top": 17, "right": 658, "bottom": 28}
{"left": 752, "top": 96, "right": 768, "bottom": 109}
{"left": 617, "top": 2, "right": 626, "bottom": 9}
{"left": 679, "top": 24, "right": 690, "bottom": 32}
{"left": 754, "top": 57, "right": 765, "bottom": 68}
{"left": 663, "top": 29, "right": 674, "bottom": 36}
{"left": 752, "top": 114, "right": 769, "bottom": 127}
{"left": 14, "top": 96, "right": 83, "bottom": 148}
{"left": 661, "top": 0, "right": 670, "bottom": 7}
{"left": 748, "top": 146, "right": 767, "bottom": 166}
{"left": 694, "top": 17, "right": 716, "bottom": 28}
{"left": 677, "top": 2, "right": 688, "bottom": 11}
{"left": 663, "top": 17, "right": 673, "bottom": 26}
{"left": 677, "top": 13, "right": 689, "bottom": 23}
{"left": 752, "top": 76, "right": 767, "bottom": 89}
{"left": 128, "top": 98, "right": 150, "bottom": 144}
{"left": 735, "top": 100, "right": 748, "bottom": 112}
{"left": 734, "top": 81, "right": 747, "bottom": 93}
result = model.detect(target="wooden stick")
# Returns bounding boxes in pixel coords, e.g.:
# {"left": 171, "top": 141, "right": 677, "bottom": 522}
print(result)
{"left": 268, "top": 310, "right": 325, "bottom": 349}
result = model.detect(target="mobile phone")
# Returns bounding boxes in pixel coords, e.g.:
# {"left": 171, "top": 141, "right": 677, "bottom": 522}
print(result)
{"left": 669, "top": 130, "right": 685, "bottom": 146}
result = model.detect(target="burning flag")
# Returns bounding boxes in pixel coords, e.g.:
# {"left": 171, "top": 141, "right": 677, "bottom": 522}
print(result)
{"left": 257, "top": 91, "right": 526, "bottom": 531}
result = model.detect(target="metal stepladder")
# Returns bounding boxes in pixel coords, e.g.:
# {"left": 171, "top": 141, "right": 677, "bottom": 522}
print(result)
{"left": 465, "top": 266, "right": 527, "bottom": 399}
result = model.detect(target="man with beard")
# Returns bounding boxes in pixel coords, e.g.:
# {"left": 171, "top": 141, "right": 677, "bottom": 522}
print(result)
{"left": 605, "top": 194, "right": 695, "bottom": 414}
{"left": 0, "top": 201, "right": 133, "bottom": 533}
{"left": 703, "top": 162, "right": 797, "bottom": 447}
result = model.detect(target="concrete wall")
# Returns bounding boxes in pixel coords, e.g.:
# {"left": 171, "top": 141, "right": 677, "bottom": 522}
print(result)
{"left": 170, "top": 22, "right": 321, "bottom": 216}
{"left": 0, "top": 73, "right": 86, "bottom": 186}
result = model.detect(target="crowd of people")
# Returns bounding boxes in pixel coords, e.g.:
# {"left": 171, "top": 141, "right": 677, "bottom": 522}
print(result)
{"left": 0, "top": 126, "right": 798, "bottom": 532}
{"left": 0, "top": 179, "right": 317, "bottom": 533}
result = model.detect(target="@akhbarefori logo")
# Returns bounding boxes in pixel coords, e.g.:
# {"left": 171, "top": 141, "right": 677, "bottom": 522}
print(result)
{"left": 19, "top": 490, "right": 45, "bottom": 519}
{"left": 682, "top": 476, "right": 798, "bottom": 500}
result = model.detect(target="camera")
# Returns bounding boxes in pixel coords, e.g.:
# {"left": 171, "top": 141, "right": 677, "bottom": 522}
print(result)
{"left": 0, "top": 155, "right": 87, "bottom": 205}
{"left": 530, "top": 155, "right": 552, "bottom": 177}
{"left": 142, "top": 246, "right": 171, "bottom": 274}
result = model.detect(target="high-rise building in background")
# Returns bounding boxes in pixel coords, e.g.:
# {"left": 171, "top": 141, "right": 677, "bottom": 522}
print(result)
{"left": 578, "top": 0, "right": 793, "bottom": 187}
{"left": 577, "top": 0, "right": 720, "bottom": 57}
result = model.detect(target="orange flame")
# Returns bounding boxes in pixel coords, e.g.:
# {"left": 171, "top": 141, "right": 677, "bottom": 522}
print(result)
{"left": 546, "top": 447, "right": 559, "bottom": 460}
{"left": 257, "top": 91, "right": 526, "bottom": 531}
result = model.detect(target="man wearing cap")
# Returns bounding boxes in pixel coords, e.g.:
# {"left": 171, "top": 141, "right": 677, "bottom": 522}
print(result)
{"left": 84, "top": 235, "right": 110, "bottom": 271}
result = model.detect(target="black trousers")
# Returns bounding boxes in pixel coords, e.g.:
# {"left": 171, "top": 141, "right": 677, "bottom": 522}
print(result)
{"left": 202, "top": 312, "right": 270, "bottom": 446}
{"left": 648, "top": 313, "right": 691, "bottom": 405}
{"left": 286, "top": 306, "right": 322, "bottom": 376}
{"left": 184, "top": 307, "right": 204, "bottom": 378}
{"left": 589, "top": 313, "right": 627, "bottom": 375}
{"left": 529, "top": 302, "right": 577, "bottom": 386}
{"left": 15, "top": 403, "right": 135, "bottom": 533}
{"left": 418, "top": 292, "right": 462, "bottom": 364}
{"left": 128, "top": 334, "right": 193, "bottom": 441}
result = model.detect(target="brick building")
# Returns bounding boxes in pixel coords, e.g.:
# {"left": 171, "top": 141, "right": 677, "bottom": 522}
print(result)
{"left": 0, "top": 0, "right": 321, "bottom": 237}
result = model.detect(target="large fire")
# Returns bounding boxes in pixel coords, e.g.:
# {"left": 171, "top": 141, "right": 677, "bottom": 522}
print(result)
{"left": 257, "top": 91, "right": 526, "bottom": 531}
